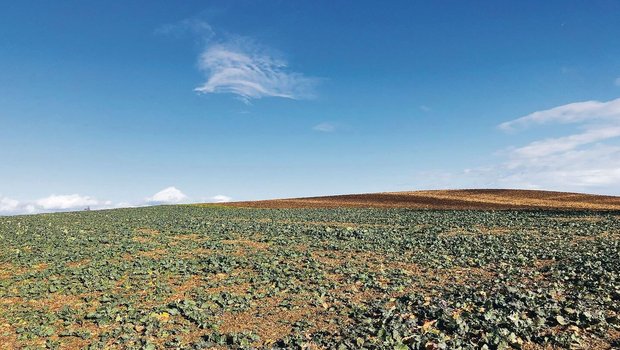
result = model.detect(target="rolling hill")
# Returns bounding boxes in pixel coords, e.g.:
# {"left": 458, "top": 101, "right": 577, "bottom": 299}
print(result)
{"left": 221, "top": 189, "right": 620, "bottom": 210}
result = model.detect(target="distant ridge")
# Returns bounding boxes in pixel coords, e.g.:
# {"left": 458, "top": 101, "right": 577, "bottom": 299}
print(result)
{"left": 218, "top": 189, "right": 620, "bottom": 210}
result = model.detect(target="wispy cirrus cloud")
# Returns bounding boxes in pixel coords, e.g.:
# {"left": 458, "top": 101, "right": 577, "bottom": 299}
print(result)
{"left": 194, "top": 38, "right": 318, "bottom": 102}
{"left": 499, "top": 98, "right": 620, "bottom": 131}
{"left": 159, "top": 18, "right": 319, "bottom": 102}
{"left": 156, "top": 18, "right": 214, "bottom": 40}
{"left": 312, "top": 122, "right": 337, "bottom": 132}
{"left": 509, "top": 126, "right": 620, "bottom": 159}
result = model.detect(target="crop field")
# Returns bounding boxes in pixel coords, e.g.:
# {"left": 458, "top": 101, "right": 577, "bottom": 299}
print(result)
{"left": 1, "top": 205, "right": 619, "bottom": 349}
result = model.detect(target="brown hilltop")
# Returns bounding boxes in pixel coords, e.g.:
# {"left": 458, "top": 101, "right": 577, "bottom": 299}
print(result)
{"left": 219, "top": 189, "right": 620, "bottom": 211}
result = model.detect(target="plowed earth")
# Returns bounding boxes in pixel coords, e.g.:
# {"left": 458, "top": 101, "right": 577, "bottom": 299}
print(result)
{"left": 221, "top": 189, "right": 620, "bottom": 210}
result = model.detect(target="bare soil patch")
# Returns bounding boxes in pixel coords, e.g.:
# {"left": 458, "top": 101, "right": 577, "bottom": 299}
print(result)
{"left": 219, "top": 189, "right": 620, "bottom": 211}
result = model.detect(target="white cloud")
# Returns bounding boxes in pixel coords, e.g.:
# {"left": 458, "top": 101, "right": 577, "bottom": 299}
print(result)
{"left": 418, "top": 96, "right": 620, "bottom": 195}
{"left": 0, "top": 186, "right": 212, "bottom": 216}
{"left": 156, "top": 18, "right": 214, "bottom": 39}
{"left": 195, "top": 39, "right": 318, "bottom": 102}
{"left": 494, "top": 97, "right": 620, "bottom": 193}
{"left": 35, "top": 194, "right": 100, "bottom": 210}
{"left": 510, "top": 126, "right": 620, "bottom": 159}
{"left": 420, "top": 105, "right": 431, "bottom": 112}
{"left": 498, "top": 144, "right": 620, "bottom": 190}
{"left": 24, "top": 205, "right": 36, "bottom": 214}
{"left": 160, "top": 18, "right": 320, "bottom": 102}
{"left": 0, "top": 196, "right": 20, "bottom": 213}
{"left": 0, "top": 193, "right": 111, "bottom": 216}
{"left": 210, "top": 195, "right": 232, "bottom": 203}
{"left": 499, "top": 97, "right": 620, "bottom": 131}
{"left": 146, "top": 186, "right": 188, "bottom": 204}
{"left": 313, "top": 122, "right": 336, "bottom": 132}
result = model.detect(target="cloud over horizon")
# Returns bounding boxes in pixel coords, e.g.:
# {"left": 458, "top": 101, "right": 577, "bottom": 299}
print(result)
{"left": 497, "top": 97, "right": 620, "bottom": 191}
{"left": 408, "top": 97, "right": 620, "bottom": 195}
{"left": 145, "top": 186, "right": 188, "bottom": 205}
{"left": 210, "top": 194, "right": 232, "bottom": 203}
{"left": 0, "top": 196, "right": 20, "bottom": 213}
{"left": 35, "top": 194, "right": 105, "bottom": 210}
{"left": 0, "top": 186, "right": 231, "bottom": 216}
{"left": 0, "top": 193, "right": 112, "bottom": 216}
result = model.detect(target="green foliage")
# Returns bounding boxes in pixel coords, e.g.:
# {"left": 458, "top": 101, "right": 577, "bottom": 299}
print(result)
{"left": 0, "top": 207, "right": 619, "bottom": 349}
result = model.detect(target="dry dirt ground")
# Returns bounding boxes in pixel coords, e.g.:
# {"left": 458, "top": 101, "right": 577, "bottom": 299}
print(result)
{"left": 220, "top": 189, "right": 620, "bottom": 211}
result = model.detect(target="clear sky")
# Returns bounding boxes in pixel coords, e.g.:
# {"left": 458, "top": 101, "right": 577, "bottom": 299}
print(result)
{"left": 2, "top": 1, "right": 620, "bottom": 214}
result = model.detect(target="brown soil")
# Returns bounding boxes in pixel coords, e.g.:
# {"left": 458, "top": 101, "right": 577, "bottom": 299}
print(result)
{"left": 219, "top": 189, "right": 620, "bottom": 211}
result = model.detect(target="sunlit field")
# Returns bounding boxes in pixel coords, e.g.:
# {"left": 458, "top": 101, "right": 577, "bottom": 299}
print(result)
{"left": 1, "top": 206, "right": 619, "bottom": 349}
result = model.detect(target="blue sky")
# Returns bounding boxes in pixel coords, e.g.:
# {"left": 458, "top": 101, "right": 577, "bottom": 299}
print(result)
{"left": 2, "top": 1, "right": 620, "bottom": 214}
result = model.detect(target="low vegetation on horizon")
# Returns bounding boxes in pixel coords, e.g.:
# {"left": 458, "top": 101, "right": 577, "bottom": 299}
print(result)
{"left": 1, "top": 190, "right": 619, "bottom": 349}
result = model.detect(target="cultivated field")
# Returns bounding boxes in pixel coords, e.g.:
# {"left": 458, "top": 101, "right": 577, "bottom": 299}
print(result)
{"left": 224, "top": 189, "right": 620, "bottom": 210}
{"left": 1, "top": 191, "right": 620, "bottom": 349}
